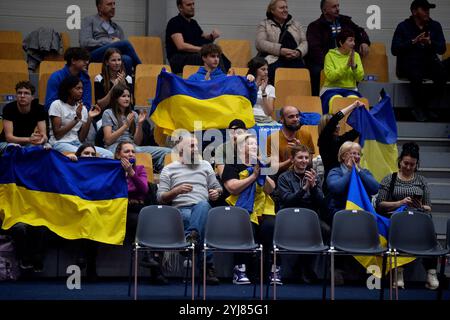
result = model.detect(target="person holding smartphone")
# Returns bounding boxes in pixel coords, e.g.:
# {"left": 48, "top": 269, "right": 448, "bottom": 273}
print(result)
{"left": 376, "top": 142, "right": 437, "bottom": 290}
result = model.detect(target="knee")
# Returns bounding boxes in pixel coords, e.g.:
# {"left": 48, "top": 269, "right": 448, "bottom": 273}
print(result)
{"left": 196, "top": 200, "right": 212, "bottom": 212}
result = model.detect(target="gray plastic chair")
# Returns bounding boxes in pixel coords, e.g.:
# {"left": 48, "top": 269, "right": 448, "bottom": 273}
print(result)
{"left": 389, "top": 210, "right": 449, "bottom": 300}
{"left": 271, "top": 208, "right": 329, "bottom": 300}
{"left": 203, "top": 206, "right": 263, "bottom": 300}
{"left": 330, "top": 209, "right": 387, "bottom": 300}
{"left": 128, "top": 205, "right": 195, "bottom": 300}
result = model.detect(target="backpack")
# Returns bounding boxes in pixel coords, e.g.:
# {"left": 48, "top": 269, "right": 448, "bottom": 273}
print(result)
{"left": 0, "top": 235, "right": 20, "bottom": 281}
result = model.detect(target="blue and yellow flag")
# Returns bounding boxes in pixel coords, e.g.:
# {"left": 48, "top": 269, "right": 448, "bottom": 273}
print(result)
{"left": 0, "top": 147, "right": 128, "bottom": 245}
{"left": 150, "top": 69, "right": 257, "bottom": 135}
{"left": 346, "top": 167, "right": 414, "bottom": 277}
{"left": 347, "top": 92, "right": 398, "bottom": 182}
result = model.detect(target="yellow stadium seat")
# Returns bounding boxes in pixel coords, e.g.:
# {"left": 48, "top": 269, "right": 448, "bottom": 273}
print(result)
{"left": 217, "top": 39, "right": 252, "bottom": 68}
{"left": 38, "top": 61, "right": 66, "bottom": 104}
{"left": 182, "top": 65, "right": 200, "bottom": 79}
{"left": 164, "top": 153, "right": 174, "bottom": 166}
{"left": 88, "top": 62, "right": 102, "bottom": 104}
{"left": 369, "top": 42, "right": 386, "bottom": 56}
{"left": 274, "top": 68, "right": 312, "bottom": 107}
{"left": 135, "top": 64, "right": 171, "bottom": 106}
{"left": 129, "top": 36, "right": 164, "bottom": 65}
{"left": 0, "top": 31, "right": 24, "bottom": 60}
{"left": 329, "top": 97, "right": 369, "bottom": 135}
{"left": 0, "top": 60, "right": 29, "bottom": 96}
{"left": 135, "top": 152, "right": 154, "bottom": 184}
{"left": 228, "top": 67, "right": 249, "bottom": 76}
{"left": 285, "top": 95, "right": 322, "bottom": 156}
{"left": 0, "top": 119, "right": 3, "bottom": 134}
{"left": 320, "top": 69, "right": 325, "bottom": 90}
{"left": 362, "top": 52, "right": 389, "bottom": 82}
{"left": 443, "top": 43, "right": 450, "bottom": 60}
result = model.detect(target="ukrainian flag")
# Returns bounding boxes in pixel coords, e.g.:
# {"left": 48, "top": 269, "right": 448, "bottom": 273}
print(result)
{"left": 150, "top": 69, "right": 257, "bottom": 135}
{"left": 346, "top": 166, "right": 414, "bottom": 277}
{"left": 0, "top": 147, "right": 128, "bottom": 245}
{"left": 347, "top": 91, "right": 398, "bottom": 182}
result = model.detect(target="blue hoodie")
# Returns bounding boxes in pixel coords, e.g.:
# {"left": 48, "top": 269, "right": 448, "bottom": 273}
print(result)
{"left": 188, "top": 66, "right": 227, "bottom": 81}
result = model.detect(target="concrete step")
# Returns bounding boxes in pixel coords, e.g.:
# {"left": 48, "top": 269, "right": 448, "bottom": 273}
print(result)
{"left": 417, "top": 152, "right": 450, "bottom": 168}
{"left": 429, "top": 181, "right": 450, "bottom": 201}
{"left": 397, "top": 122, "right": 450, "bottom": 139}
{"left": 419, "top": 168, "right": 450, "bottom": 179}
{"left": 430, "top": 199, "right": 450, "bottom": 213}
{"left": 431, "top": 212, "right": 450, "bottom": 238}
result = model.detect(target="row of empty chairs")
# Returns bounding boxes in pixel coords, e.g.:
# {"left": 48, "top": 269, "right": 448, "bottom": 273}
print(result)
{"left": 130, "top": 205, "right": 450, "bottom": 300}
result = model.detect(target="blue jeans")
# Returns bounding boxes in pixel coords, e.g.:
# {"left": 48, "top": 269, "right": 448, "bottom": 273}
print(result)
{"left": 107, "top": 142, "right": 171, "bottom": 173}
{"left": 179, "top": 201, "right": 213, "bottom": 264}
{"left": 52, "top": 141, "right": 113, "bottom": 158}
{"left": 89, "top": 40, "right": 142, "bottom": 75}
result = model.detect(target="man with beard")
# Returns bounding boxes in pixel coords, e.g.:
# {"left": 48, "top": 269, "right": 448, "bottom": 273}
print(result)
{"left": 266, "top": 106, "right": 315, "bottom": 177}
{"left": 157, "top": 134, "right": 222, "bottom": 285}
{"left": 165, "top": 0, "right": 230, "bottom": 74}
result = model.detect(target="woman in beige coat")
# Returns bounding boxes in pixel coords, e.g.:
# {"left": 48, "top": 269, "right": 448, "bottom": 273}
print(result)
{"left": 256, "top": 0, "right": 308, "bottom": 84}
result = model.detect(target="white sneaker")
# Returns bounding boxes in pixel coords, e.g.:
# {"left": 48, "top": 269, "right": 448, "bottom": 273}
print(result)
{"left": 392, "top": 267, "right": 404, "bottom": 289}
{"left": 425, "top": 269, "right": 439, "bottom": 290}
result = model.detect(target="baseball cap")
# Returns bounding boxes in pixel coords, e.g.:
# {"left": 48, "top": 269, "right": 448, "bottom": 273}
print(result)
{"left": 410, "top": 0, "right": 436, "bottom": 11}
{"left": 228, "top": 119, "right": 247, "bottom": 130}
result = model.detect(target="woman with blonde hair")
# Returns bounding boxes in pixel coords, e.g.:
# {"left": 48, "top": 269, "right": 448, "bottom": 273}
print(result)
{"left": 326, "top": 141, "right": 378, "bottom": 222}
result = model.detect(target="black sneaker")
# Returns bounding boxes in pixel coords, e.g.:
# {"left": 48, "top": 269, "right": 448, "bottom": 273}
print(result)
{"left": 206, "top": 266, "right": 220, "bottom": 285}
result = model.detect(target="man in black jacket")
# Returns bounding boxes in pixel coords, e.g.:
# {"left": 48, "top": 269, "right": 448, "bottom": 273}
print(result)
{"left": 306, "top": 0, "right": 371, "bottom": 96}
{"left": 391, "top": 0, "right": 447, "bottom": 122}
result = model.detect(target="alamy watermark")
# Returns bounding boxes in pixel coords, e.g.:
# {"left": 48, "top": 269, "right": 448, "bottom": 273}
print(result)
{"left": 65, "top": 5, "right": 381, "bottom": 31}
{"left": 66, "top": 265, "right": 81, "bottom": 290}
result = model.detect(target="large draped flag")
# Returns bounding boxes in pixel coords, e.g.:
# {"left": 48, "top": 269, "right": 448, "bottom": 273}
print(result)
{"left": 0, "top": 147, "right": 128, "bottom": 245}
{"left": 150, "top": 69, "right": 257, "bottom": 136}
{"left": 346, "top": 167, "right": 414, "bottom": 277}
{"left": 347, "top": 91, "right": 398, "bottom": 182}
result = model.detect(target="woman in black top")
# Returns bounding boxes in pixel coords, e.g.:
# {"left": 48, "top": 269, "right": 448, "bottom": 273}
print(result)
{"left": 318, "top": 100, "right": 363, "bottom": 186}
{"left": 94, "top": 48, "right": 134, "bottom": 111}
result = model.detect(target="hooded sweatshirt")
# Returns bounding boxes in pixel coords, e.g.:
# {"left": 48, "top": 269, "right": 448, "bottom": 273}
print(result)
{"left": 323, "top": 48, "right": 364, "bottom": 90}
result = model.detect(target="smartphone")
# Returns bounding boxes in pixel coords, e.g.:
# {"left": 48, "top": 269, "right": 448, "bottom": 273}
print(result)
{"left": 305, "top": 163, "right": 313, "bottom": 172}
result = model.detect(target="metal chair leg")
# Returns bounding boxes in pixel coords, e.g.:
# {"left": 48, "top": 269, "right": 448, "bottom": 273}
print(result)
{"left": 330, "top": 251, "right": 335, "bottom": 300}
{"left": 322, "top": 252, "right": 328, "bottom": 301}
{"left": 191, "top": 247, "right": 195, "bottom": 300}
{"left": 437, "top": 255, "right": 446, "bottom": 301}
{"left": 134, "top": 248, "right": 139, "bottom": 300}
{"left": 127, "top": 248, "right": 134, "bottom": 297}
{"left": 203, "top": 247, "right": 207, "bottom": 300}
{"left": 394, "top": 252, "right": 398, "bottom": 301}
{"left": 380, "top": 254, "right": 387, "bottom": 301}
{"left": 260, "top": 245, "right": 263, "bottom": 301}
{"left": 273, "top": 247, "right": 277, "bottom": 300}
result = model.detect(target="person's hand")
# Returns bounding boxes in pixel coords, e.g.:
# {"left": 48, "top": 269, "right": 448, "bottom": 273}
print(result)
{"left": 252, "top": 164, "right": 261, "bottom": 179}
{"left": 400, "top": 197, "right": 413, "bottom": 207}
{"left": 111, "top": 37, "right": 121, "bottom": 43}
{"left": 411, "top": 197, "right": 423, "bottom": 209}
{"left": 227, "top": 68, "right": 236, "bottom": 76}
{"left": 30, "top": 132, "right": 44, "bottom": 145}
{"left": 304, "top": 168, "right": 317, "bottom": 188}
{"left": 88, "top": 104, "right": 101, "bottom": 119}
{"left": 344, "top": 153, "right": 354, "bottom": 170}
{"left": 138, "top": 109, "right": 147, "bottom": 124}
{"left": 125, "top": 112, "right": 135, "bottom": 127}
{"left": 359, "top": 43, "right": 370, "bottom": 57}
{"left": 67, "top": 154, "right": 78, "bottom": 162}
{"left": 121, "top": 158, "right": 135, "bottom": 176}
{"left": 280, "top": 48, "right": 293, "bottom": 58}
{"left": 259, "top": 78, "right": 267, "bottom": 92}
{"left": 412, "top": 32, "right": 427, "bottom": 45}
{"left": 419, "top": 33, "right": 431, "bottom": 45}
{"left": 113, "top": 71, "right": 126, "bottom": 86}
{"left": 208, "top": 189, "right": 220, "bottom": 201}
{"left": 347, "top": 50, "right": 356, "bottom": 69}
{"left": 175, "top": 184, "right": 193, "bottom": 195}
{"left": 287, "top": 138, "right": 301, "bottom": 148}
{"left": 246, "top": 74, "right": 255, "bottom": 82}
{"left": 76, "top": 102, "right": 83, "bottom": 119}
{"left": 210, "top": 29, "right": 220, "bottom": 40}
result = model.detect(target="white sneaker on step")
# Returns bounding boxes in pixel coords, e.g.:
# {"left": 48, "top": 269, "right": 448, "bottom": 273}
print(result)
{"left": 425, "top": 269, "right": 439, "bottom": 290}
